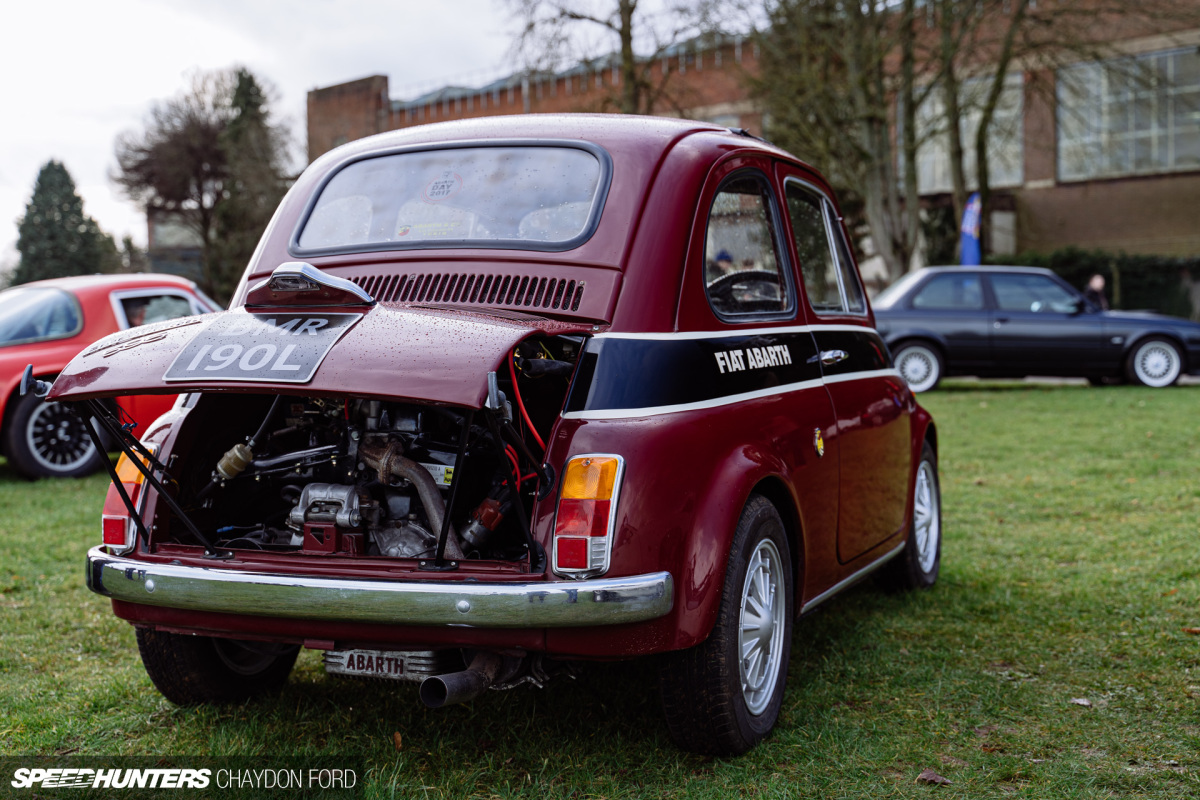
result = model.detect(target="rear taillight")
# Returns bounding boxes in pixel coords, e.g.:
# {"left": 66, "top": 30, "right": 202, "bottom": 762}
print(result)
{"left": 552, "top": 455, "right": 624, "bottom": 577}
{"left": 101, "top": 449, "right": 153, "bottom": 553}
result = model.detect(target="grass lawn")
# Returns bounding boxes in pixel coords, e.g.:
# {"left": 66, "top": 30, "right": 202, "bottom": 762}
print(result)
{"left": 1, "top": 383, "right": 1198, "bottom": 798}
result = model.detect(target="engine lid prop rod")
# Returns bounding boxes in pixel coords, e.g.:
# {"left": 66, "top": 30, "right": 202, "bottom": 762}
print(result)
{"left": 429, "top": 410, "right": 475, "bottom": 569}
{"left": 76, "top": 398, "right": 223, "bottom": 556}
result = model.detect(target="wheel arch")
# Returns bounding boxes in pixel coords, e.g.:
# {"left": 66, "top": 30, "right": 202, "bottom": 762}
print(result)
{"left": 670, "top": 449, "right": 797, "bottom": 652}
{"left": 0, "top": 370, "right": 57, "bottom": 456}
{"left": 1123, "top": 330, "right": 1189, "bottom": 372}
{"left": 923, "top": 419, "right": 938, "bottom": 460}
{"left": 888, "top": 333, "right": 948, "bottom": 364}
{"left": 748, "top": 474, "right": 804, "bottom": 616}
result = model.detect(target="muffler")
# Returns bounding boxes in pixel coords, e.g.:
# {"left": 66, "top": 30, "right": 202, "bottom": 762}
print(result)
{"left": 419, "top": 652, "right": 504, "bottom": 708}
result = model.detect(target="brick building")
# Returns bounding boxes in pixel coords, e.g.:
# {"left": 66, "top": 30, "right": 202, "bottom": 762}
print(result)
{"left": 307, "top": 24, "right": 1200, "bottom": 261}
{"left": 307, "top": 39, "right": 763, "bottom": 162}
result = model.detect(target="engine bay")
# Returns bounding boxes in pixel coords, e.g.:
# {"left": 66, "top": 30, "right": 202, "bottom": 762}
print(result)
{"left": 155, "top": 336, "right": 582, "bottom": 566}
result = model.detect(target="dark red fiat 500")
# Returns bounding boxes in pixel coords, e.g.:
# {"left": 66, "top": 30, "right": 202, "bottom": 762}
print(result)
{"left": 54, "top": 115, "right": 939, "bottom": 755}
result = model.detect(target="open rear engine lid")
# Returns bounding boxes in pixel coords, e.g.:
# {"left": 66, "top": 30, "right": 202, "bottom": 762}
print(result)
{"left": 49, "top": 303, "right": 595, "bottom": 409}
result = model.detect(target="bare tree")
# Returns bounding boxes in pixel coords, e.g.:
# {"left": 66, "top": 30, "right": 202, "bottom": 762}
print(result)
{"left": 113, "top": 68, "right": 289, "bottom": 302}
{"left": 505, "top": 0, "right": 738, "bottom": 114}
{"left": 755, "top": 0, "right": 925, "bottom": 282}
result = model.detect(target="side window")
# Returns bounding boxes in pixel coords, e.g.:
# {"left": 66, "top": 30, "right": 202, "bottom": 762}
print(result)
{"left": 831, "top": 219, "right": 867, "bottom": 313}
{"left": 911, "top": 274, "right": 985, "bottom": 310}
{"left": 120, "top": 294, "right": 195, "bottom": 328}
{"left": 785, "top": 181, "right": 864, "bottom": 314}
{"left": 786, "top": 185, "right": 840, "bottom": 311}
{"left": 703, "top": 173, "right": 792, "bottom": 318}
{"left": 990, "top": 274, "right": 1078, "bottom": 313}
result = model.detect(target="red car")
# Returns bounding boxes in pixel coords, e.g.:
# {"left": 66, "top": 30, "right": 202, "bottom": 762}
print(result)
{"left": 0, "top": 274, "right": 217, "bottom": 478}
{"left": 56, "top": 116, "right": 939, "bottom": 755}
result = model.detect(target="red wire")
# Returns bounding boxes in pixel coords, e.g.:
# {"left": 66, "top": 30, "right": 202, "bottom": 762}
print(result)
{"left": 505, "top": 446, "right": 522, "bottom": 490}
{"left": 508, "top": 350, "right": 546, "bottom": 452}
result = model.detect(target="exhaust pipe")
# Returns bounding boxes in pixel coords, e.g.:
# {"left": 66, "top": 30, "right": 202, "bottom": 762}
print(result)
{"left": 419, "top": 652, "right": 503, "bottom": 708}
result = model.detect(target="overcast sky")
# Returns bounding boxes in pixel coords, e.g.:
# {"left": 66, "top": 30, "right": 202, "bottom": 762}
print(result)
{"left": 0, "top": 0, "right": 518, "bottom": 270}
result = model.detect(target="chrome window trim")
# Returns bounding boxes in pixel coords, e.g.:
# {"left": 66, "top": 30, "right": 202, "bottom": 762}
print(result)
{"left": 288, "top": 139, "right": 614, "bottom": 257}
{"left": 782, "top": 177, "right": 869, "bottom": 319}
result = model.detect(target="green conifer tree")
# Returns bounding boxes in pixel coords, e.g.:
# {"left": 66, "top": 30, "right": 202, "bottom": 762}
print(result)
{"left": 14, "top": 161, "right": 111, "bottom": 285}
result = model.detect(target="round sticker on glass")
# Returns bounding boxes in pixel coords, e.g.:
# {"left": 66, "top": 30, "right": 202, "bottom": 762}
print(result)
{"left": 423, "top": 172, "right": 462, "bottom": 203}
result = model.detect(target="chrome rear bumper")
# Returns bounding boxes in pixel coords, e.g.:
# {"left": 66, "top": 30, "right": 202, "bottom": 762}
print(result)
{"left": 86, "top": 546, "right": 673, "bottom": 628}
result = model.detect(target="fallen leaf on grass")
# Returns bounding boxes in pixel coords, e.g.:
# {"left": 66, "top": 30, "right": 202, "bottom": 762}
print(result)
{"left": 1182, "top": 627, "right": 1200, "bottom": 635}
{"left": 973, "top": 725, "right": 998, "bottom": 737}
{"left": 392, "top": 732, "right": 402, "bottom": 751}
{"left": 939, "top": 755, "right": 969, "bottom": 767}
{"left": 916, "top": 768, "right": 952, "bottom": 786}
{"left": 1162, "top": 588, "right": 1178, "bottom": 597}
{"left": 1069, "top": 698, "right": 1092, "bottom": 707}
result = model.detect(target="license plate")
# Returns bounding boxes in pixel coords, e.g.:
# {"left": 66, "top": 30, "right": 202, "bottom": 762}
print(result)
{"left": 322, "top": 649, "right": 449, "bottom": 682}
{"left": 163, "top": 313, "right": 361, "bottom": 384}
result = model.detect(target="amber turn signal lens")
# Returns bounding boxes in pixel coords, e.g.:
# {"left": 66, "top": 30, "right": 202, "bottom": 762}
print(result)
{"left": 561, "top": 456, "right": 619, "bottom": 500}
{"left": 114, "top": 451, "right": 151, "bottom": 484}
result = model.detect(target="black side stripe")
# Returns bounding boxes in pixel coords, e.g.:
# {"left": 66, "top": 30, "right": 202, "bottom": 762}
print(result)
{"left": 811, "top": 328, "right": 891, "bottom": 377}
{"left": 564, "top": 329, "right": 891, "bottom": 414}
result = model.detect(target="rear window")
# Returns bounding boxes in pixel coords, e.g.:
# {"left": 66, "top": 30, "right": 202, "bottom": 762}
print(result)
{"left": 294, "top": 145, "right": 609, "bottom": 254}
{"left": 0, "top": 287, "right": 82, "bottom": 346}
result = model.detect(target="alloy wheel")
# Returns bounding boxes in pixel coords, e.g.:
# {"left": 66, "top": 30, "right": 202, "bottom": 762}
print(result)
{"left": 739, "top": 538, "right": 787, "bottom": 716}
{"left": 913, "top": 459, "right": 940, "bottom": 574}
{"left": 25, "top": 401, "right": 97, "bottom": 474}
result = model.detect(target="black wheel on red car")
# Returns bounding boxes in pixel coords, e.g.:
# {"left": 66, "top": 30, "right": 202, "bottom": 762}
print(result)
{"left": 136, "top": 628, "right": 299, "bottom": 705}
{"left": 878, "top": 441, "right": 941, "bottom": 591}
{"left": 659, "top": 495, "right": 793, "bottom": 756}
{"left": 893, "top": 341, "right": 943, "bottom": 394}
{"left": 1125, "top": 336, "right": 1183, "bottom": 388}
{"left": 4, "top": 391, "right": 105, "bottom": 479}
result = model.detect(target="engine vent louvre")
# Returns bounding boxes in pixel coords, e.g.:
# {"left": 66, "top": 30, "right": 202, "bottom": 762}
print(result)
{"left": 351, "top": 273, "right": 585, "bottom": 312}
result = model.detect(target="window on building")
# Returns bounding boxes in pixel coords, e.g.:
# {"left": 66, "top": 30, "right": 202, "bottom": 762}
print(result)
{"left": 1058, "top": 47, "right": 1200, "bottom": 181}
{"left": 908, "top": 73, "right": 1025, "bottom": 194}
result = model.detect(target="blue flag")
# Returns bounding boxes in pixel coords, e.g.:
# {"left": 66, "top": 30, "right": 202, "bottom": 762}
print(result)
{"left": 960, "top": 193, "right": 982, "bottom": 266}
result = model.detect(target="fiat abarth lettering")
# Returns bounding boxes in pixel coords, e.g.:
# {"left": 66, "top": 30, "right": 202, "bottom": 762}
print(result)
{"left": 52, "top": 115, "right": 941, "bottom": 756}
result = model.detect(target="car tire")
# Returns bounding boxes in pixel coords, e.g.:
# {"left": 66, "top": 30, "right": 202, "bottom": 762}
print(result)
{"left": 659, "top": 495, "right": 793, "bottom": 756}
{"left": 1126, "top": 337, "right": 1182, "bottom": 388}
{"left": 878, "top": 441, "right": 941, "bottom": 591}
{"left": 4, "top": 391, "right": 105, "bottom": 479}
{"left": 136, "top": 628, "right": 299, "bottom": 705}
{"left": 893, "top": 342, "right": 943, "bottom": 393}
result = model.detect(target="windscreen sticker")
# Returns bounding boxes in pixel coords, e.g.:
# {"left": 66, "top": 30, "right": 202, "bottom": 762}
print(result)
{"left": 423, "top": 171, "right": 462, "bottom": 203}
{"left": 163, "top": 313, "right": 361, "bottom": 384}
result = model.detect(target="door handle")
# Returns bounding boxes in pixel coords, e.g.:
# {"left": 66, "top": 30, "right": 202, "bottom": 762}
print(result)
{"left": 993, "top": 317, "right": 1009, "bottom": 329}
{"left": 820, "top": 349, "right": 849, "bottom": 366}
